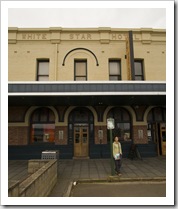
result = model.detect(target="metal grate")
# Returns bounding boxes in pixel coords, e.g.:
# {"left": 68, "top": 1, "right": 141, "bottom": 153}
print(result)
{"left": 41, "top": 150, "right": 59, "bottom": 160}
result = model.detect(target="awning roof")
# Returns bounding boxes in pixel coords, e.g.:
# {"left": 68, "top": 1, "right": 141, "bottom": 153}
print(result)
{"left": 8, "top": 81, "right": 166, "bottom": 106}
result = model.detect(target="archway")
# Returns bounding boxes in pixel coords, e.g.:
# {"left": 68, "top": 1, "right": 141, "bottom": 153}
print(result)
{"left": 68, "top": 107, "right": 94, "bottom": 158}
{"left": 107, "top": 107, "right": 132, "bottom": 143}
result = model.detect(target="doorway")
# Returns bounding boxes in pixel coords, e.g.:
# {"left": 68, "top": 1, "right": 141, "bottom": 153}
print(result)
{"left": 68, "top": 107, "right": 94, "bottom": 158}
{"left": 74, "top": 125, "right": 89, "bottom": 157}
{"left": 147, "top": 107, "right": 166, "bottom": 156}
{"left": 159, "top": 123, "right": 166, "bottom": 155}
{"left": 148, "top": 122, "right": 166, "bottom": 156}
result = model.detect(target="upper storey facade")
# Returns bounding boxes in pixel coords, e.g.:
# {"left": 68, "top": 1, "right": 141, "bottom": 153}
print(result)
{"left": 8, "top": 27, "right": 166, "bottom": 81}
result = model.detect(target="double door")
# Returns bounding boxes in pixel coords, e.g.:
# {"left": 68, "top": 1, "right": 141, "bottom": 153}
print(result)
{"left": 160, "top": 123, "right": 166, "bottom": 155}
{"left": 74, "top": 125, "right": 89, "bottom": 157}
{"left": 149, "top": 122, "right": 166, "bottom": 155}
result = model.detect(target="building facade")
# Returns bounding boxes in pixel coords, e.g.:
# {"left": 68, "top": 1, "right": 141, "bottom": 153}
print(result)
{"left": 8, "top": 27, "right": 166, "bottom": 159}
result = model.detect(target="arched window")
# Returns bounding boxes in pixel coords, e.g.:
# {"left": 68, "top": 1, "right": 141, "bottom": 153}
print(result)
{"left": 30, "top": 107, "right": 55, "bottom": 143}
{"left": 147, "top": 107, "right": 166, "bottom": 143}
{"left": 147, "top": 107, "right": 166, "bottom": 122}
{"left": 107, "top": 107, "right": 132, "bottom": 142}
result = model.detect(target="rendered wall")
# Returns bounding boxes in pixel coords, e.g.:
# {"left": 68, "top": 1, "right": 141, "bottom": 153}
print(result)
{"left": 8, "top": 27, "right": 166, "bottom": 81}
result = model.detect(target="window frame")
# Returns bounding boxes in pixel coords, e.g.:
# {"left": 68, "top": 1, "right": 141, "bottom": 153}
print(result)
{"left": 107, "top": 107, "right": 132, "bottom": 143}
{"left": 37, "top": 59, "right": 50, "bottom": 81}
{"left": 74, "top": 59, "right": 87, "bottom": 81}
{"left": 134, "top": 59, "right": 144, "bottom": 80}
{"left": 108, "top": 59, "right": 122, "bottom": 81}
{"left": 30, "top": 107, "right": 55, "bottom": 144}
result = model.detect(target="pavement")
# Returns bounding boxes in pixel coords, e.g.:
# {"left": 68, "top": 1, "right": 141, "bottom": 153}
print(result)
{"left": 70, "top": 181, "right": 166, "bottom": 197}
{"left": 8, "top": 156, "right": 166, "bottom": 197}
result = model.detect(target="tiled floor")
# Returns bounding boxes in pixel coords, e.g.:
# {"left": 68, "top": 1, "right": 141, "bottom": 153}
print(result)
{"left": 8, "top": 156, "right": 166, "bottom": 197}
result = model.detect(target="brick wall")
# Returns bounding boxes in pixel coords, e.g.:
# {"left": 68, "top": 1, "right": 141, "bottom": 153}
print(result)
{"left": 55, "top": 126, "right": 68, "bottom": 145}
{"left": 8, "top": 106, "right": 28, "bottom": 122}
{"left": 8, "top": 160, "right": 57, "bottom": 197}
{"left": 94, "top": 126, "right": 107, "bottom": 144}
{"left": 8, "top": 126, "right": 28, "bottom": 145}
{"left": 132, "top": 125, "right": 148, "bottom": 144}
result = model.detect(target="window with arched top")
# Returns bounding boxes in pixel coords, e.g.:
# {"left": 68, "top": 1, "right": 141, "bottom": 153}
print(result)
{"left": 30, "top": 107, "right": 55, "bottom": 143}
{"left": 147, "top": 107, "right": 166, "bottom": 122}
{"left": 107, "top": 107, "right": 132, "bottom": 142}
{"left": 147, "top": 107, "right": 166, "bottom": 143}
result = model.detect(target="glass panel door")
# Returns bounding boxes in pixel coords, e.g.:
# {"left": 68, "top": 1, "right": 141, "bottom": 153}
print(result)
{"left": 74, "top": 126, "right": 88, "bottom": 157}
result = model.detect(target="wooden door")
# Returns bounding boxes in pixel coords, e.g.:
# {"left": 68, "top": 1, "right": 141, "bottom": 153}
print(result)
{"left": 74, "top": 126, "right": 89, "bottom": 157}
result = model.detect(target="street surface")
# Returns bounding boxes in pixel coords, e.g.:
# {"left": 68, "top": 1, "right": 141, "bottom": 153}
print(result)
{"left": 70, "top": 181, "right": 166, "bottom": 197}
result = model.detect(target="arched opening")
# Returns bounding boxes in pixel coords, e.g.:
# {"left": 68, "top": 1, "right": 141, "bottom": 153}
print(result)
{"left": 68, "top": 107, "right": 94, "bottom": 158}
{"left": 30, "top": 107, "right": 55, "bottom": 143}
{"left": 147, "top": 107, "right": 166, "bottom": 155}
{"left": 107, "top": 107, "right": 132, "bottom": 143}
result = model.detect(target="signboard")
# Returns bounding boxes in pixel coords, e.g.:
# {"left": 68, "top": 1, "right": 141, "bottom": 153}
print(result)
{"left": 107, "top": 118, "right": 115, "bottom": 130}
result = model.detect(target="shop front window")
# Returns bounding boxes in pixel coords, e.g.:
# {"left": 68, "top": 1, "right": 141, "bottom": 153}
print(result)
{"left": 107, "top": 107, "right": 132, "bottom": 142}
{"left": 30, "top": 107, "right": 55, "bottom": 143}
{"left": 115, "top": 122, "right": 131, "bottom": 141}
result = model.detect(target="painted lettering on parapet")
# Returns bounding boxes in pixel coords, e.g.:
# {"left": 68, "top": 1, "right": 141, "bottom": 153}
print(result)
{"left": 69, "top": 33, "right": 92, "bottom": 40}
{"left": 111, "top": 33, "right": 140, "bottom": 40}
{"left": 22, "top": 33, "right": 47, "bottom": 40}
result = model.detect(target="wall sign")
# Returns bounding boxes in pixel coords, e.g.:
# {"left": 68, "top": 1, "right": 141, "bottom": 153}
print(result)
{"left": 59, "top": 130, "right": 64, "bottom": 140}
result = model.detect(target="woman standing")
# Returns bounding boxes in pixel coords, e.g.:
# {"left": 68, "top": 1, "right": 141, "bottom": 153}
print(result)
{"left": 113, "top": 136, "right": 122, "bottom": 176}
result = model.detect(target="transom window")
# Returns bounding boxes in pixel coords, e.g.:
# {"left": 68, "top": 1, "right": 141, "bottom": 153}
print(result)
{"left": 109, "top": 60, "right": 121, "bottom": 80}
{"left": 37, "top": 59, "right": 49, "bottom": 81}
{"left": 147, "top": 107, "right": 166, "bottom": 122}
{"left": 30, "top": 107, "right": 55, "bottom": 143}
{"left": 74, "top": 60, "right": 87, "bottom": 81}
{"left": 134, "top": 60, "right": 144, "bottom": 80}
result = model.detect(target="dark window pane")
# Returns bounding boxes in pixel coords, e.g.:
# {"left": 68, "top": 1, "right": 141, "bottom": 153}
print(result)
{"left": 147, "top": 107, "right": 165, "bottom": 122}
{"left": 107, "top": 107, "right": 131, "bottom": 143}
{"left": 114, "top": 110, "right": 122, "bottom": 121}
{"left": 49, "top": 110, "right": 55, "bottom": 122}
{"left": 32, "top": 113, "right": 39, "bottom": 122}
{"left": 147, "top": 111, "right": 153, "bottom": 122}
{"left": 163, "top": 109, "right": 166, "bottom": 121}
{"left": 122, "top": 110, "right": 130, "bottom": 121}
{"left": 154, "top": 108, "right": 163, "bottom": 121}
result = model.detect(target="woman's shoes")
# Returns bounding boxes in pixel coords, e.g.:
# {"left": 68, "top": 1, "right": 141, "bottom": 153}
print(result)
{"left": 115, "top": 170, "right": 122, "bottom": 176}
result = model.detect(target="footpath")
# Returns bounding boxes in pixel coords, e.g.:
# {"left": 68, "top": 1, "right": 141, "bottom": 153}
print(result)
{"left": 49, "top": 157, "right": 166, "bottom": 197}
{"left": 8, "top": 157, "right": 166, "bottom": 197}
